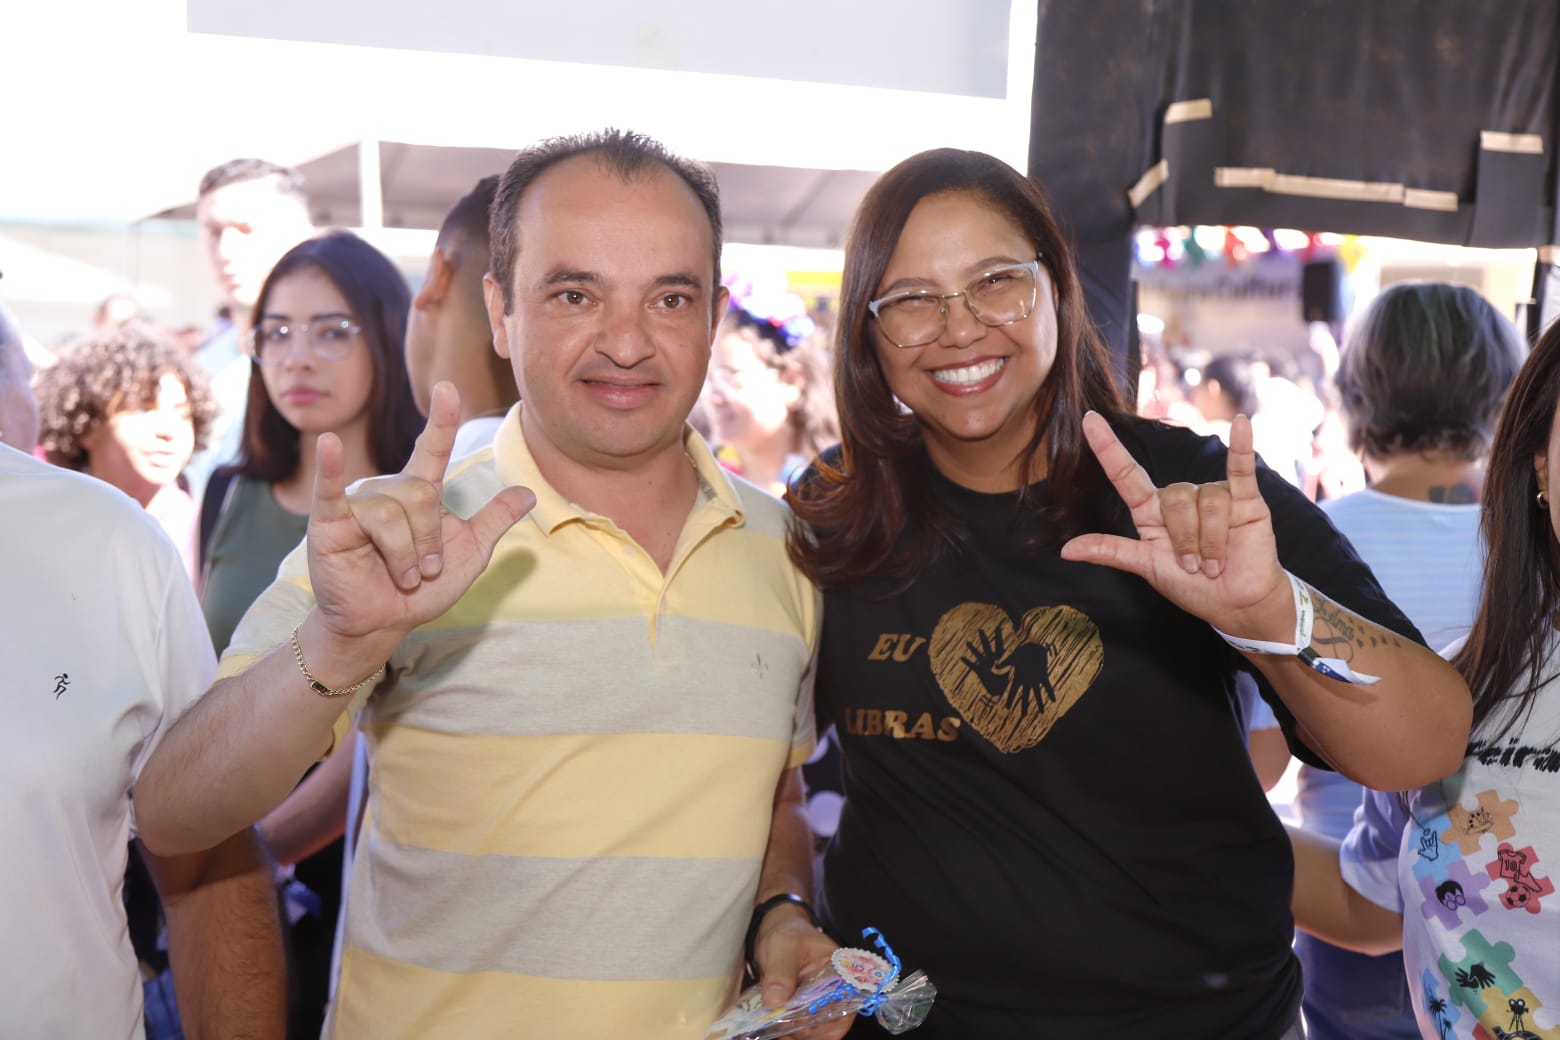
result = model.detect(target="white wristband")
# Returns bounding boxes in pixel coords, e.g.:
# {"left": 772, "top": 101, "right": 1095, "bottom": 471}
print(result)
{"left": 1212, "top": 571, "right": 1380, "bottom": 685}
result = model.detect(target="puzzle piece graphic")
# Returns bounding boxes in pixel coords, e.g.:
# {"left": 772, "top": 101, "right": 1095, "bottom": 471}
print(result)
{"left": 1444, "top": 790, "right": 1520, "bottom": 856}
{"left": 1492, "top": 988, "right": 1560, "bottom": 1040}
{"left": 1415, "top": 811, "right": 1460, "bottom": 885}
{"left": 1485, "top": 844, "right": 1556, "bottom": 914}
{"left": 1422, "top": 968, "right": 1463, "bottom": 1037}
{"left": 1420, "top": 858, "right": 1493, "bottom": 928}
{"left": 1439, "top": 930, "right": 1522, "bottom": 1019}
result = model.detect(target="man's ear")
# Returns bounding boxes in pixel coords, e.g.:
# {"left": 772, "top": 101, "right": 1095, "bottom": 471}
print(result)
{"left": 483, "top": 272, "right": 512, "bottom": 359}
{"left": 412, "top": 247, "right": 456, "bottom": 313}
{"left": 709, "top": 285, "right": 731, "bottom": 343}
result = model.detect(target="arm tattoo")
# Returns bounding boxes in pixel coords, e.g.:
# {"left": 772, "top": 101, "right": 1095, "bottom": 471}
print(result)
{"left": 1311, "top": 595, "right": 1404, "bottom": 658}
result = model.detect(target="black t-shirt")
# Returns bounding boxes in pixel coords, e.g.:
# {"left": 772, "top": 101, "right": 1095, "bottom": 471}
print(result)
{"left": 816, "top": 419, "right": 1419, "bottom": 1040}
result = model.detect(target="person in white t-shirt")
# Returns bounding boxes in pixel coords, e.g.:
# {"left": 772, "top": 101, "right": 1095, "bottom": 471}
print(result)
{"left": 0, "top": 303, "right": 285, "bottom": 1037}
{"left": 1289, "top": 310, "right": 1560, "bottom": 1040}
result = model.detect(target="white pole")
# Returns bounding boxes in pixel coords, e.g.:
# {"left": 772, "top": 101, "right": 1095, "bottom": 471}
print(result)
{"left": 358, "top": 138, "right": 384, "bottom": 229}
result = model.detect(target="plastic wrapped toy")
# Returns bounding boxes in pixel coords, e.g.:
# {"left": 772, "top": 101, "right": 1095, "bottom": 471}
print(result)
{"left": 704, "top": 928, "right": 936, "bottom": 1039}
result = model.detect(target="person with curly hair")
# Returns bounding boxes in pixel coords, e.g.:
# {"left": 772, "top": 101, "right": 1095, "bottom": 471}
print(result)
{"left": 35, "top": 326, "right": 215, "bottom": 582}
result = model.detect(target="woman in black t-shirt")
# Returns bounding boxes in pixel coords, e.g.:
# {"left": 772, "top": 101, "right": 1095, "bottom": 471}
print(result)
{"left": 786, "top": 149, "right": 1472, "bottom": 1039}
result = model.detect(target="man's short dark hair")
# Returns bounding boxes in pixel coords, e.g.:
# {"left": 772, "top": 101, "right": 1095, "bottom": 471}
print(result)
{"left": 1337, "top": 281, "right": 1526, "bottom": 461}
{"left": 488, "top": 129, "right": 722, "bottom": 314}
{"left": 438, "top": 175, "right": 500, "bottom": 253}
{"left": 198, "top": 158, "right": 308, "bottom": 206}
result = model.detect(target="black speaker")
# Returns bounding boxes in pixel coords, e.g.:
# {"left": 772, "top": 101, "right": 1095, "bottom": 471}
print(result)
{"left": 1301, "top": 259, "right": 1342, "bottom": 323}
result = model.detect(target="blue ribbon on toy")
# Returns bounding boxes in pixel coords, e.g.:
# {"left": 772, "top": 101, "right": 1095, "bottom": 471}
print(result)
{"left": 804, "top": 927, "right": 904, "bottom": 1018}
{"left": 857, "top": 927, "right": 902, "bottom": 1016}
{"left": 805, "top": 982, "right": 852, "bottom": 1015}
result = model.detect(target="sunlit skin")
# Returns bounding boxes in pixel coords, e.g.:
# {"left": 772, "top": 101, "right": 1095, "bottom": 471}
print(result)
{"left": 82, "top": 371, "right": 195, "bottom": 507}
{"left": 197, "top": 177, "right": 312, "bottom": 309}
{"left": 406, "top": 244, "right": 511, "bottom": 423}
{"left": 871, "top": 191, "right": 1058, "bottom": 492}
{"left": 404, "top": 251, "right": 447, "bottom": 417}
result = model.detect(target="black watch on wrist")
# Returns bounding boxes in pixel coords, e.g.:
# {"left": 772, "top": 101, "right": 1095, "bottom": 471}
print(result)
{"left": 743, "top": 892, "right": 821, "bottom": 982}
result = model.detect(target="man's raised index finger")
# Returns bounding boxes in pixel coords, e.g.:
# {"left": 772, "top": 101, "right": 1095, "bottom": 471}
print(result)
{"left": 404, "top": 380, "right": 463, "bottom": 486}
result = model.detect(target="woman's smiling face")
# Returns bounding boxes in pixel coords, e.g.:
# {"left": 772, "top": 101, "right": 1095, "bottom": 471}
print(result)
{"left": 870, "top": 190, "right": 1056, "bottom": 484}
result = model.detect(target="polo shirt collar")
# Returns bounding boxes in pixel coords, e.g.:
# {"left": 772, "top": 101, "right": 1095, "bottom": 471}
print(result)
{"left": 490, "top": 403, "right": 746, "bottom": 534}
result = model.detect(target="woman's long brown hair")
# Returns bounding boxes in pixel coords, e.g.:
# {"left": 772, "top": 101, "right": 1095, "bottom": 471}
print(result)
{"left": 787, "top": 148, "right": 1125, "bottom": 591}
{"left": 235, "top": 230, "right": 421, "bottom": 484}
{"left": 1453, "top": 317, "right": 1560, "bottom": 740}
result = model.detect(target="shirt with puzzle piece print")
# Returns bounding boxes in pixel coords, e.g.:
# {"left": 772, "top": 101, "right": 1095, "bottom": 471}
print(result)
{"left": 1342, "top": 635, "right": 1560, "bottom": 1039}
{"left": 1444, "top": 790, "right": 1520, "bottom": 856}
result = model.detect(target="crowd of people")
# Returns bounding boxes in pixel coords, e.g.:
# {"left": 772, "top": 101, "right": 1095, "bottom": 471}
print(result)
{"left": 1, "top": 127, "right": 1556, "bottom": 1040}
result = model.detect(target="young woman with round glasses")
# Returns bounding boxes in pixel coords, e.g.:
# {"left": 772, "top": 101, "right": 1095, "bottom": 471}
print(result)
{"left": 197, "top": 229, "right": 419, "bottom": 1039}
{"left": 201, "top": 229, "right": 420, "bottom": 653}
{"left": 786, "top": 148, "right": 1471, "bottom": 1038}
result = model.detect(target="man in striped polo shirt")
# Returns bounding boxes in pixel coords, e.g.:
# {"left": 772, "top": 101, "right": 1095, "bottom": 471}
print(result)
{"left": 134, "top": 130, "right": 850, "bottom": 1040}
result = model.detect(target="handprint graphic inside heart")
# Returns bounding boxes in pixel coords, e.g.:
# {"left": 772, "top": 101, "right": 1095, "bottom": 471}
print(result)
{"left": 928, "top": 602, "right": 1103, "bottom": 753}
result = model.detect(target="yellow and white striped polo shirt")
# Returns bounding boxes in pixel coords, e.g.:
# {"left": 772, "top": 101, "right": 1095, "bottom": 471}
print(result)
{"left": 219, "top": 406, "right": 818, "bottom": 1039}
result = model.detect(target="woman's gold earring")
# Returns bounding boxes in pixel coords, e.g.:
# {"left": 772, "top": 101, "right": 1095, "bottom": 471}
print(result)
{"left": 1539, "top": 490, "right": 1550, "bottom": 509}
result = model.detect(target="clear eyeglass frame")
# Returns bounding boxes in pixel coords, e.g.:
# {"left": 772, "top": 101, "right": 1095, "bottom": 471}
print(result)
{"left": 243, "top": 318, "right": 363, "bottom": 365}
{"left": 867, "top": 257, "right": 1044, "bottom": 349}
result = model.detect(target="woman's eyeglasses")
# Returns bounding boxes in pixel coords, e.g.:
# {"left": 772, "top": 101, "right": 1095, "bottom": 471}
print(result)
{"left": 868, "top": 258, "right": 1043, "bottom": 349}
{"left": 243, "top": 316, "right": 363, "bottom": 365}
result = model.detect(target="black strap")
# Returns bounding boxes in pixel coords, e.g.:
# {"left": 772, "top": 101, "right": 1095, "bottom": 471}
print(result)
{"left": 198, "top": 466, "right": 239, "bottom": 573}
{"left": 743, "top": 892, "right": 821, "bottom": 983}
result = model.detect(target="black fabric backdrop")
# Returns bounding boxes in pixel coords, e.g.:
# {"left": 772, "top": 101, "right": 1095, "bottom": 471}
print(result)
{"left": 1028, "top": 0, "right": 1560, "bottom": 387}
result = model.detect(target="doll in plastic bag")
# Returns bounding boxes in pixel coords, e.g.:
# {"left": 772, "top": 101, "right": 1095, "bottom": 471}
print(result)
{"left": 704, "top": 928, "right": 935, "bottom": 1040}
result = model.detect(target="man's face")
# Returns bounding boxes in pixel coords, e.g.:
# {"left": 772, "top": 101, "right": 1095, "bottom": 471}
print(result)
{"left": 486, "top": 157, "right": 725, "bottom": 474}
{"left": 196, "top": 176, "right": 311, "bottom": 309}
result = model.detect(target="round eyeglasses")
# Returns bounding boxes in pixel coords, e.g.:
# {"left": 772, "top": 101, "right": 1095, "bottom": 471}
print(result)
{"left": 867, "top": 258, "right": 1043, "bottom": 349}
{"left": 243, "top": 316, "right": 363, "bottom": 365}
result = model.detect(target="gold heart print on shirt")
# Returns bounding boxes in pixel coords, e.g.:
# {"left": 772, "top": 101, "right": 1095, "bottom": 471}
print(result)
{"left": 928, "top": 602, "right": 1104, "bottom": 753}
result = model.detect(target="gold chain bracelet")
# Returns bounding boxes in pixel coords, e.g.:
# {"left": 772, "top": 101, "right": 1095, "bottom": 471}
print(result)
{"left": 289, "top": 625, "right": 386, "bottom": 699}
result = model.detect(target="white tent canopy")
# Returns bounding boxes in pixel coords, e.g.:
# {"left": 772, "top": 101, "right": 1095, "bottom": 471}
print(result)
{"left": 4, "top": 0, "right": 1037, "bottom": 236}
